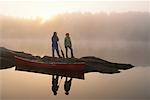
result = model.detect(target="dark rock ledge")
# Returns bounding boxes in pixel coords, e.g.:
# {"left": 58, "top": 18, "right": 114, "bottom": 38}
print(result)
{"left": 0, "top": 47, "right": 134, "bottom": 74}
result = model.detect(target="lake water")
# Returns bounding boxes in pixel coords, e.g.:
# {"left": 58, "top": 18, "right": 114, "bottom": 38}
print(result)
{"left": 0, "top": 66, "right": 149, "bottom": 100}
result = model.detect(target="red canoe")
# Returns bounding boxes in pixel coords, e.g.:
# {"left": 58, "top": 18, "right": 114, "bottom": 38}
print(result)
{"left": 15, "top": 56, "right": 85, "bottom": 72}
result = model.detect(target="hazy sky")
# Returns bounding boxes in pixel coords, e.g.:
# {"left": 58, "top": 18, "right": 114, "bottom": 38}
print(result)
{"left": 0, "top": 0, "right": 149, "bottom": 20}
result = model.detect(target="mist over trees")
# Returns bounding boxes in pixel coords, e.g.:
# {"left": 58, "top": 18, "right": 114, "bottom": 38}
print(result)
{"left": 0, "top": 12, "right": 150, "bottom": 66}
{"left": 1, "top": 12, "right": 150, "bottom": 41}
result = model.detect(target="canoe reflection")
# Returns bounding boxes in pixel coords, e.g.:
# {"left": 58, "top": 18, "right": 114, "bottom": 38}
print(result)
{"left": 15, "top": 65, "right": 85, "bottom": 79}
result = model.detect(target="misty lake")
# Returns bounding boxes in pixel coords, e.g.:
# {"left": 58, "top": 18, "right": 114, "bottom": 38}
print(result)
{"left": 1, "top": 1, "right": 150, "bottom": 100}
{"left": 0, "top": 66, "right": 149, "bottom": 100}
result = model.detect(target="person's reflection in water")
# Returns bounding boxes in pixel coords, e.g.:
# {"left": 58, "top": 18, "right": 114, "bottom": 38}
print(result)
{"left": 64, "top": 77, "right": 72, "bottom": 95}
{"left": 52, "top": 75, "right": 59, "bottom": 95}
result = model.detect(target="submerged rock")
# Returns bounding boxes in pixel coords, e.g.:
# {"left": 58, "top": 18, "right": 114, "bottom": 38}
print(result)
{"left": 0, "top": 47, "right": 134, "bottom": 74}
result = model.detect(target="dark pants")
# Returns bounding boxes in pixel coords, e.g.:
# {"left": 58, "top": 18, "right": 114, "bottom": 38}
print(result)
{"left": 65, "top": 46, "right": 74, "bottom": 58}
{"left": 52, "top": 46, "right": 61, "bottom": 58}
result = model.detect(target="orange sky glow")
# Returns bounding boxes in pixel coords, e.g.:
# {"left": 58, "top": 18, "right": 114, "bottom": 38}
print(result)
{"left": 0, "top": 0, "right": 149, "bottom": 21}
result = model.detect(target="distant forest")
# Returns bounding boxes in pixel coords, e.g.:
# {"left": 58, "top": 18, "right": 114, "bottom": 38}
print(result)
{"left": 1, "top": 12, "right": 149, "bottom": 41}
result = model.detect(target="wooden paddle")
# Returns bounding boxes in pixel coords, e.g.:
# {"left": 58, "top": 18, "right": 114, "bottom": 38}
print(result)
{"left": 58, "top": 42, "right": 65, "bottom": 58}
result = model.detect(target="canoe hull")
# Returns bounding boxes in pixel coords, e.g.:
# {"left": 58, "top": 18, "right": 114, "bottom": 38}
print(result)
{"left": 15, "top": 56, "right": 85, "bottom": 79}
{"left": 15, "top": 56, "right": 85, "bottom": 71}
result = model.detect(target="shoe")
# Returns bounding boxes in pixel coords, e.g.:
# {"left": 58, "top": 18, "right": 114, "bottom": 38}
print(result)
{"left": 71, "top": 56, "right": 75, "bottom": 58}
{"left": 66, "top": 56, "right": 68, "bottom": 58}
{"left": 59, "top": 56, "right": 62, "bottom": 58}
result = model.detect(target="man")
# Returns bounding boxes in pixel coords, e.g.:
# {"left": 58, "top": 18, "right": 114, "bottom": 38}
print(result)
{"left": 64, "top": 33, "right": 74, "bottom": 58}
{"left": 64, "top": 77, "right": 72, "bottom": 95}
{"left": 51, "top": 32, "right": 61, "bottom": 58}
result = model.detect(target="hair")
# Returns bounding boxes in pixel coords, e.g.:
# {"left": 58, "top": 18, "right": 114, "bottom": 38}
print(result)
{"left": 65, "top": 91, "right": 69, "bottom": 95}
{"left": 53, "top": 32, "right": 57, "bottom": 35}
{"left": 54, "top": 92, "right": 57, "bottom": 95}
{"left": 66, "top": 33, "right": 69, "bottom": 36}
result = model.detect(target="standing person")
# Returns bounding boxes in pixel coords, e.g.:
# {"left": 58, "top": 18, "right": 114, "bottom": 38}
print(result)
{"left": 64, "top": 77, "right": 72, "bottom": 95}
{"left": 64, "top": 33, "right": 74, "bottom": 58}
{"left": 51, "top": 32, "right": 61, "bottom": 58}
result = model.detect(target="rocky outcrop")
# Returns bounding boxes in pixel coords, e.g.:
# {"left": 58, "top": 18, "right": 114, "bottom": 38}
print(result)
{"left": 0, "top": 47, "right": 134, "bottom": 74}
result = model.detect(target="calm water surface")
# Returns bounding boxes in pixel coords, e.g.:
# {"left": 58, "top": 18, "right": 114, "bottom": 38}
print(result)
{"left": 0, "top": 67, "right": 150, "bottom": 100}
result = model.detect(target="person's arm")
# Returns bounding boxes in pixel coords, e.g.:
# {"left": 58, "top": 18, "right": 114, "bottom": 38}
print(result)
{"left": 52, "top": 36, "right": 53, "bottom": 42}
{"left": 57, "top": 36, "right": 59, "bottom": 41}
{"left": 69, "top": 37, "right": 72, "bottom": 47}
{"left": 64, "top": 37, "right": 67, "bottom": 47}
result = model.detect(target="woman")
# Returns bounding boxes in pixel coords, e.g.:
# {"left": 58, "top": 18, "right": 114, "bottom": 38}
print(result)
{"left": 51, "top": 32, "right": 61, "bottom": 58}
